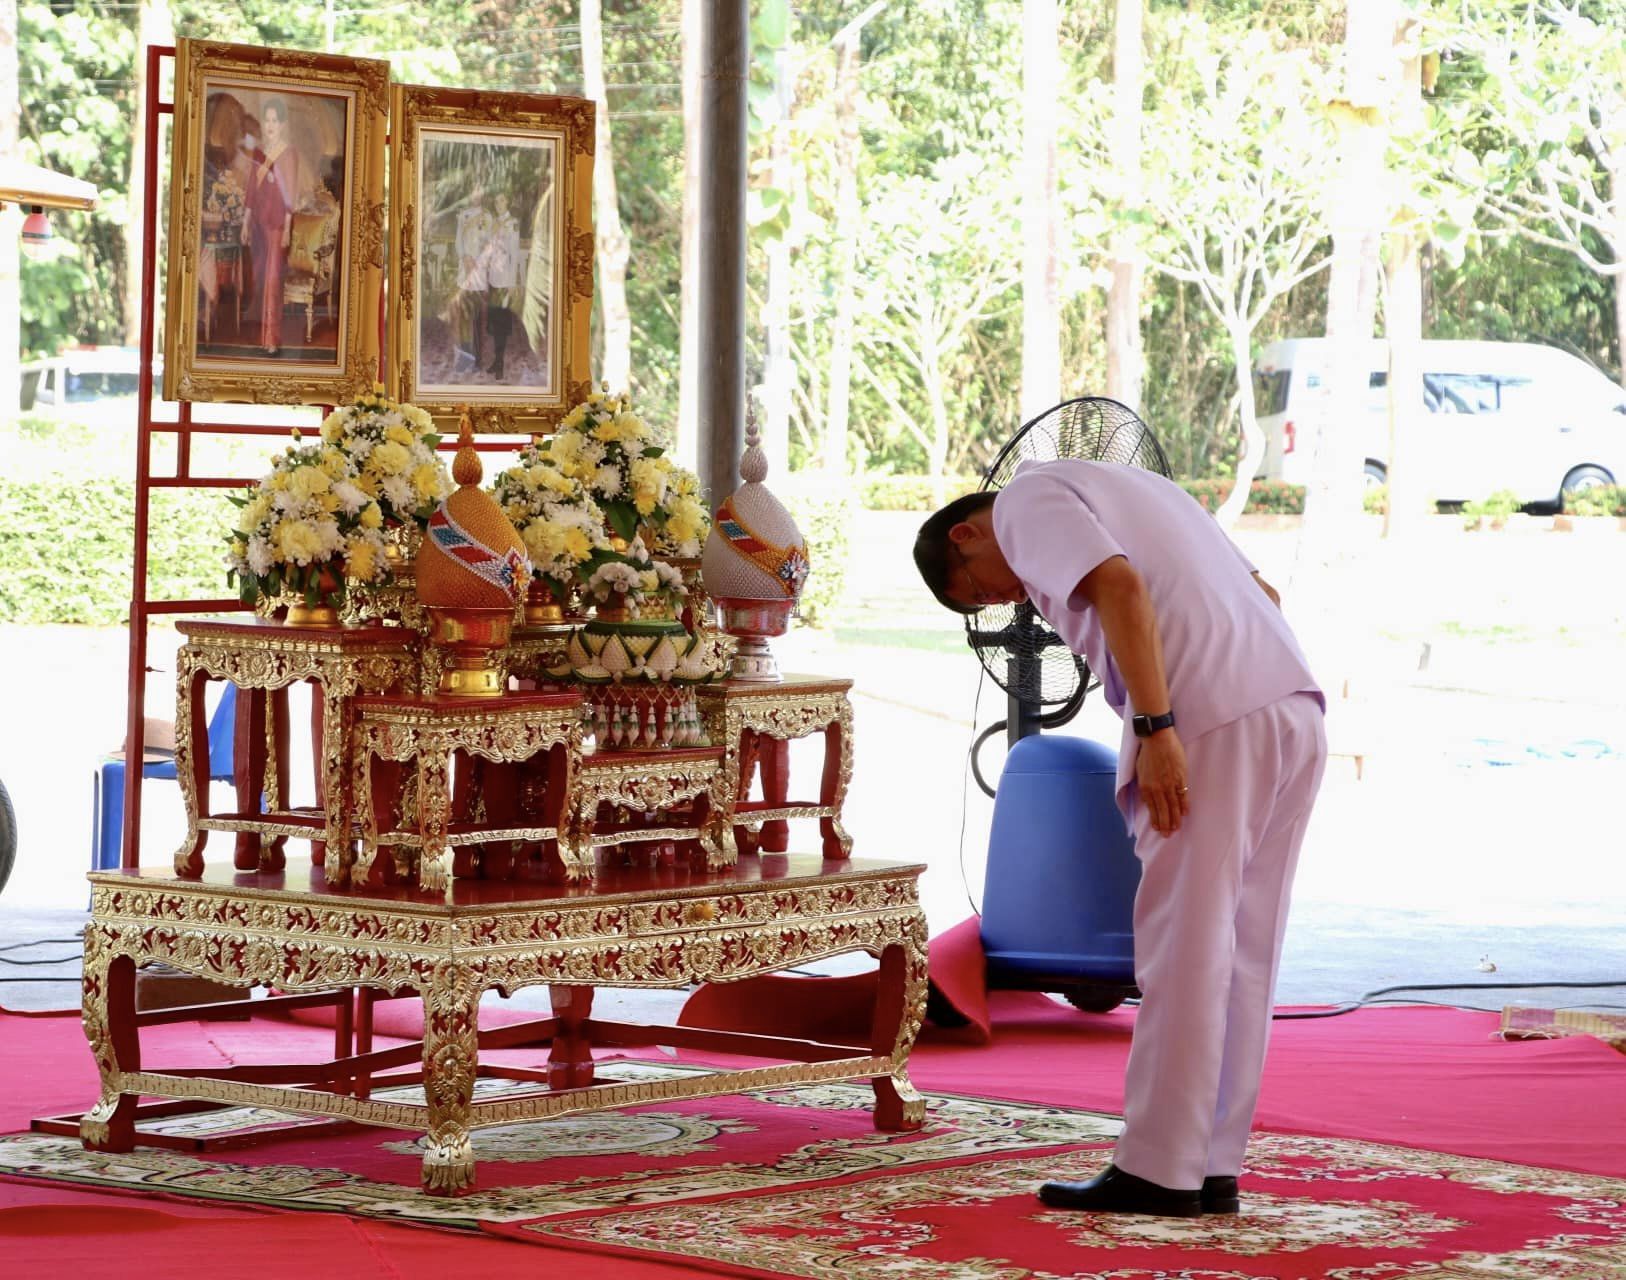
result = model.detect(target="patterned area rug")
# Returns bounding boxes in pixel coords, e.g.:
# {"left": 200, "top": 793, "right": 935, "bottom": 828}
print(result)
{"left": 3, "top": 1064, "right": 1624, "bottom": 1279}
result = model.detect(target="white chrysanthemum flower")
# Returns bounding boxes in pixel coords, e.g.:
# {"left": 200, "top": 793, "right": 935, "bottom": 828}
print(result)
{"left": 381, "top": 474, "right": 414, "bottom": 513}
{"left": 332, "top": 480, "right": 368, "bottom": 515}
{"left": 593, "top": 464, "right": 622, "bottom": 497}
{"left": 246, "top": 537, "right": 274, "bottom": 576}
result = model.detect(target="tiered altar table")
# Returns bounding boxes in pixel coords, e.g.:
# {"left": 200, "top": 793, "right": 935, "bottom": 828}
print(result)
{"left": 74, "top": 855, "right": 927, "bottom": 1195}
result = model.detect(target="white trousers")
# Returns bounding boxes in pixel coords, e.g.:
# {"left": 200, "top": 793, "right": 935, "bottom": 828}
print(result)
{"left": 1113, "top": 692, "right": 1327, "bottom": 1190}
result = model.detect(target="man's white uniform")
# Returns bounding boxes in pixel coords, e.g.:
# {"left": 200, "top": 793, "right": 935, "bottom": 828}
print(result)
{"left": 993, "top": 459, "right": 1326, "bottom": 1190}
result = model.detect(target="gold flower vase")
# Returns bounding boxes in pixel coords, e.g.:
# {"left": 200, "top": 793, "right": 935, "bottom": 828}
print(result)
{"left": 427, "top": 606, "right": 514, "bottom": 696}
{"left": 282, "top": 562, "right": 346, "bottom": 627}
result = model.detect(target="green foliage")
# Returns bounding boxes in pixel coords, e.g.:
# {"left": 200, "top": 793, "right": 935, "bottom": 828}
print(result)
{"left": 0, "top": 480, "right": 225, "bottom": 624}
{"left": 1364, "top": 484, "right": 1389, "bottom": 517}
{"left": 1461, "top": 488, "right": 1523, "bottom": 528}
{"left": 1562, "top": 485, "right": 1626, "bottom": 518}
{"left": 856, "top": 473, "right": 981, "bottom": 512}
{"left": 1179, "top": 478, "right": 1306, "bottom": 516}
{"left": 778, "top": 478, "right": 855, "bottom": 629}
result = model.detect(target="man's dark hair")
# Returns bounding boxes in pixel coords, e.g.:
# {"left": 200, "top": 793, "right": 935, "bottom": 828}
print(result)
{"left": 913, "top": 490, "right": 997, "bottom": 615}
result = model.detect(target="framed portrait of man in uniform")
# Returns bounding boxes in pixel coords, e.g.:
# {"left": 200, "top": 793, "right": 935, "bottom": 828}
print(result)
{"left": 162, "top": 39, "right": 387, "bottom": 404}
{"left": 387, "top": 85, "right": 595, "bottom": 433}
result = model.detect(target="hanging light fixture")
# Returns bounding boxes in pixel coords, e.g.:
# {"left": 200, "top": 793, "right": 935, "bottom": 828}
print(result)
{"left": 20, "top": 205, "right": 52, "bottom": 260}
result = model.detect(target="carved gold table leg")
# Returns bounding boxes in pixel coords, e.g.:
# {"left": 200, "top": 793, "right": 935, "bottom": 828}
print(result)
{"left": 421, "top": 962, "right": 482, "bottom": 1196}
{"left": 352, "top": 727, "right": 380, "bottom": 886}
{"left": 868, "top": 923, "right": 929, "bottom": 1133}
{"left": 821, "top": 700, "right": 855, "bottom": 859}
{"left": 319, "top": 681, "right": 353, "bottom": 887}
{"left": 172, "top": 663, "right": 210, "bottom": 877}
{"left": 417, "top": 733, "right": 451, "bottom": 892}
{"left": 79, "top": 935, "right": 139, "bottom": 1152}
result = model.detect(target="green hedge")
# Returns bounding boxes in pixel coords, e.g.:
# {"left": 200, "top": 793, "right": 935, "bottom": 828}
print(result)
{"left": 0, "top": 480, "right": 230, "bottom": 623}
{"left": 1178, "top": 478, "right": 1306, "bottom": 515}
{"left": 1563, "top": 485, "right": 1626, "bottom": 517}
{"left": 857, "top": 474, "right": 982, "bottom": 512}
{"left": 779, "top": 478, "right": 856, "bottom": 628}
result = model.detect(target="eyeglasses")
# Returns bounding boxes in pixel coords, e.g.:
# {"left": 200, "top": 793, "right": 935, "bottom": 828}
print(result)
{"left": 952, "top": 549, "right": 1010, "bottom": 609}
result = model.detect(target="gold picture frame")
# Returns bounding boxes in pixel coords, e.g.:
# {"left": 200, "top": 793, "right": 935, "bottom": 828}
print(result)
{"left": 387, "top": 84, "right": 595, "bottom": 433}
{"left": 162, "top": 39, "right": 387, "bottom": 405}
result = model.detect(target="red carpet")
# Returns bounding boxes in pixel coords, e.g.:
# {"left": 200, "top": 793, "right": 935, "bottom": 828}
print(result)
{"left": 2, "top": 956, "right": 1623, "bottom": 1277}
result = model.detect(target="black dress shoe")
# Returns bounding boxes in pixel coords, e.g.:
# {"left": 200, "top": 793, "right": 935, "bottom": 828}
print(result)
{"left": 1038, "top": 1164, "right": 1202, "bottom": 1217}
{"left": 1202, "top": 1175, "right": 1240, "bottom": 1214}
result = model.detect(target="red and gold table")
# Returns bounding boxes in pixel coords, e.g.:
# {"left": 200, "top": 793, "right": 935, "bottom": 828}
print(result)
{"left": 74, "top": 855, "right": 928, "bottom": 1195}
{"left": 350, "top": 690, "right": 584, "bottom": 890}
{"left": 172, "top": 618, "right": 420, "bottom": 885}
{"left": 697, "top": 675, "right": 854, "bottom": 860}
{"left": 568, "top": 745, "right": 732, "bottom": 870}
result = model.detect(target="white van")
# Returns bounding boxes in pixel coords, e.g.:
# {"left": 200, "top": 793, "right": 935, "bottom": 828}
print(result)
{"left": 1253, "top": 338, "right": 1626, "bottom": 504}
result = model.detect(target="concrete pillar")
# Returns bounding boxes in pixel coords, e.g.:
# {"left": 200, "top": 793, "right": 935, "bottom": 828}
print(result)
{"left": 698, "top": 0, "right": 749, "bottom": 509}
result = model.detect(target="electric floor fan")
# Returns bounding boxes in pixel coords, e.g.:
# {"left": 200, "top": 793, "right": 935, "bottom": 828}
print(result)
{"left": 962, "top": 397, "right": 1173, "bottom": 1014}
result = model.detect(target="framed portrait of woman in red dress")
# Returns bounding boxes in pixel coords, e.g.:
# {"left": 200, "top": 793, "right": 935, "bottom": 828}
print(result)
{"left": 387, "top": 84, "right": 596, "bottom": 433}
{"left": 162, "top": 39, "right": 386, "bottom": 405}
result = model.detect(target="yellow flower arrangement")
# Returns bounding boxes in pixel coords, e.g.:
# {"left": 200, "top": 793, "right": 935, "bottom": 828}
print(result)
{"left": 316, "top": 385, "right": 450, "bottom": 529}
{"left": 490, "top": 441, "right": 612, "bottom": 602}
{"left": 226, "top": 433, "right": 391, "bottom": 609}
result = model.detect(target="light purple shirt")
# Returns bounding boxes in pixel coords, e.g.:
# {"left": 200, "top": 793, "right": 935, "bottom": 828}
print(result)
{"left": 992, "top": 459, "right": 1323, "bottom": 806}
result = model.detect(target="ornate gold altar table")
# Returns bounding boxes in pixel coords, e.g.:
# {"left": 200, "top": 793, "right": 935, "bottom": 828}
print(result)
{"left": 351, "top": 691, "right": 584, "bottom": 890}
{"left": 697, "top": 675, "right": 854, "bottom": 859}
{"left": 77, "top": 855, "right": 928, "bottom": 1195}
{"left": 173, "top": 617, "right": 419, "bottom": 885}
{"left": 569, "top": 745, "right": 732, "bottom": 870}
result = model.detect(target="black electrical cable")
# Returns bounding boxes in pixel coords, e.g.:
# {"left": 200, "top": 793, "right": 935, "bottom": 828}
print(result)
{"left": 1273, "top": 977, "right": 1626, "bottom": 1020}
{"left": 957, "top": 664, "right": 988, "bottom": 918}
{"left": 0, "top": 976, "right": 81, "bottom": 983}
{"left": 0, "top": 955, "right": 81, "bottom": 966}
{"left": 0, "top": 938, "right": 82, "bottom": 952}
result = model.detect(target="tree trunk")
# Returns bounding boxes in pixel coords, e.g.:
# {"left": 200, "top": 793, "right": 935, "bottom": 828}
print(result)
{"left": 677, "top": 0, "right": 702, "bottom": 469}
{"left": 1105, "top": 0, "right": 1144, "bottom": 413}
{"left": 1385, "top": 231, "right": 1425, "bottom": 537}
{"left": 1021, "top": 0, "right": 1060, "bottom": 420}
{"left": 761, "top": 35, "right": 794, "bottom": 471}
{"left": 1298, "top": 0, "right": 1395, "bottom": 571}
{"left": 823, "top": 2, "right": 884, "bottom": 477}
{"left": 1616, "top": 194, "right": 1626, "bottom": 391}
{"left": 1214, "top": 323, "right": 1262, "bottom": 528}
{"left": 581, "top": 0, "right": 631, "bottom": 393}
{"left": 0, "top": 0, "right": 19, "bottom": 425}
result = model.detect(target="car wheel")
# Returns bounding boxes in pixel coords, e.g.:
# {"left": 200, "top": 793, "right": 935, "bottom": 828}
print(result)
{"left": 1363, "top": 461, "right": 1387, "bottom": 489}
{"left": 1561, "top": 465, "right": 1615, "bottom": 496}
{"left": 0, "top": 778, "right": 14, "bottom": 898}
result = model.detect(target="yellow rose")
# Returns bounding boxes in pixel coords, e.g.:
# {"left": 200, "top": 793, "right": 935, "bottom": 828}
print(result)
{"left": 386, "top": 424, "right": 414, "bottom": 446}
{"left": 238, "top": 492, "right": 273, "bottom": 534}
{"left": 274, "top": 519, "right": 324, "bottom": 565}
{"left": 288, "top": 465, "right": 333, "bottom": 502}
{"left": 369, "top": 441, "right": 411, "bottom": 475}
{"left": 359, "top": 502, "right": 383, "bottom": 530}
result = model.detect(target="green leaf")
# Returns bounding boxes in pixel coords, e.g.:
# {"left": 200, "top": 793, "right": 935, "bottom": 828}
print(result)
{"left": 604, "top": 500, "right": 640, "bottom": 542}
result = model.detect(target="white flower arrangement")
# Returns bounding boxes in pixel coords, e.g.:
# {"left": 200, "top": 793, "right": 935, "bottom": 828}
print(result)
{"left": 532, "top": 390, "right": 710, "bottom": 557}
{"left": 316, "top": 384, "right": 450, "bottom": 530}
{"left": 226, "top": 431, "right": 390, "bottom": 607}
{"left": 491, "top": 443, "right": 612, "bottom": 600}
{"left": 582, "top": 542, "right": 688, "bottom": 618}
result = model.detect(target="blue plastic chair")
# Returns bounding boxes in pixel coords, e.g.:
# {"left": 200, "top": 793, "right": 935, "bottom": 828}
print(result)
{"left": 92, "top": 682, "right": 239, "bottom": 871}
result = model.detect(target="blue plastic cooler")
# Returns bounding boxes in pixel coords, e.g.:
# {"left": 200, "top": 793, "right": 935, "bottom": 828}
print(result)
{"left": 980, "top": 734, "right": 1140, "bottom": 991}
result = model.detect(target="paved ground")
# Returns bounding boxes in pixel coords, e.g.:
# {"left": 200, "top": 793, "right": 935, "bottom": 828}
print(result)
{"left": 2, "top": 512, "right": 1623, "bottom": 1023}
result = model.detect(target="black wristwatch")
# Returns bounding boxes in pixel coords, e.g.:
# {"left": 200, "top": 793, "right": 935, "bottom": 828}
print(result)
{"left": 1131, "top": 710, "right": 1176, "bottom": 738}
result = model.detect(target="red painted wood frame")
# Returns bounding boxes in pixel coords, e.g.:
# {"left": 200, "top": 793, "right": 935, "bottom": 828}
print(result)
{"left": 121, "top": 47, "right": 522, "bottom": 869}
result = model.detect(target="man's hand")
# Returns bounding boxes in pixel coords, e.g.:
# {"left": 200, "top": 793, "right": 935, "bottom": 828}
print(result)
{"left": 1252, "top": 572, "right": 1281, "bottom": 609}
{"left": 1136, "top": 729, "right": 1189, "bottom": 836}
